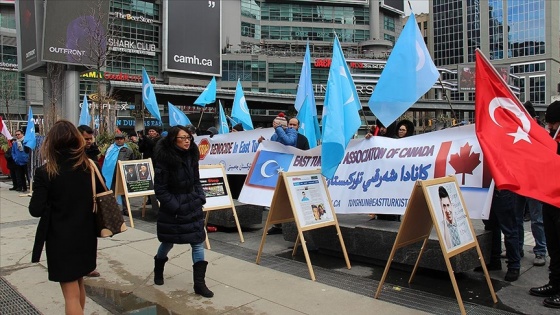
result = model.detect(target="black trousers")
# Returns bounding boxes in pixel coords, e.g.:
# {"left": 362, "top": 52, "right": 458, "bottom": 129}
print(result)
{"left": 13, "top": 164, "right": 28, "bottom": 190}
{"left": 543, "top": 203, "right": 560, "bottom": 285}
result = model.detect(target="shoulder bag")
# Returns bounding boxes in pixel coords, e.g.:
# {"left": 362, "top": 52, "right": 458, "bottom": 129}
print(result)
{"left": 89, "top": 160, "right": 127, "bottom": 237}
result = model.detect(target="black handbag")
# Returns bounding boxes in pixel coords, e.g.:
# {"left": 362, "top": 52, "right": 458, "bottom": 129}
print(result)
{"left": 90, "top": 160, "right": 127, "bottom": 237}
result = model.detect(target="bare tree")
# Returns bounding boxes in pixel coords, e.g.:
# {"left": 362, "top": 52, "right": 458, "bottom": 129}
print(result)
{"left": 65, "top": 0, "right": 124, "bottom": 134}
{"left": 0, "top": 70, "right": 20, "bottom": 131}
{"left": 42, "top": 63, "right": 65, "bottom": 133}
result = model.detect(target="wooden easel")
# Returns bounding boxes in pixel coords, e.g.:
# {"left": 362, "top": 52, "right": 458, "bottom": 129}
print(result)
{"left": 256, "top": 169, "right": 351, "bottom": 281}
{"left": 199, "top": 164, "right": 244, "bottom": 249}
{"left": 114, "top": 159, "right": 157, "bottom": 228}
{"left": 374, "top": 176, "right": 497, "bottom": 315}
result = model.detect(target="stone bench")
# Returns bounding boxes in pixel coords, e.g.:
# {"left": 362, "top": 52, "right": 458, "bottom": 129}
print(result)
{"left": 282, "top": 214, "right": 492, "bottom": 273}
{"left": 206, "top": 201, "right": 264, "bottom": 228}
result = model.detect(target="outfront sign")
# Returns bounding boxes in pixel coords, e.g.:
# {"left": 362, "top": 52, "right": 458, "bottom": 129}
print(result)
{"left": 42, "top": 0, "right": 110, "bottom": 66}
{"left": 163, "top": 0, "right": 221, "bottom": 76}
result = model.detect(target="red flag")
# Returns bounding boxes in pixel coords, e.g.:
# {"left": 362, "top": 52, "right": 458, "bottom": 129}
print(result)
{"left": 475, "top": 50, "right": 560, "bottom": 207}
{"left": 0, "top": 116, "right": 13, "bottom": 140}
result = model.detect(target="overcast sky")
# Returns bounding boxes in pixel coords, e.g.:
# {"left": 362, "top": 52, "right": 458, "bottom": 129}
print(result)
{"left": 404, "top": 0, "right": 429, "bottom": 15}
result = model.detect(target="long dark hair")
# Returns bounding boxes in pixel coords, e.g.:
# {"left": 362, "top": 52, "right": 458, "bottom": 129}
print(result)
{"left": 40, "top": 120, "right": 89, "bottom": 178}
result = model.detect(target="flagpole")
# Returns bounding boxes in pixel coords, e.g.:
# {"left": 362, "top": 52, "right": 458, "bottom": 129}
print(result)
{"left": 196, "top": 107, "right": 205, "bottom": 129}
{"left": 360, "top": 110, "right": 370, "bottom": 134}
{"left": 438, "top": 77, "right": 458, "bottom": 122}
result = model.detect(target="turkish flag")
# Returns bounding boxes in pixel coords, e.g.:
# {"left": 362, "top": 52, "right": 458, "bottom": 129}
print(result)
{"left": 0, "top": 116, "right": 13, "bottom": 140}
{"left": 475, "top": 50, "right": 560, "bottom": 207}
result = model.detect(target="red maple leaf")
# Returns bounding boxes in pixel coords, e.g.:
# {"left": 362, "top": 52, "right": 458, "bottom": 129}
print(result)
{"left": 449, "top": 142, "right": 481, "bottom": 185}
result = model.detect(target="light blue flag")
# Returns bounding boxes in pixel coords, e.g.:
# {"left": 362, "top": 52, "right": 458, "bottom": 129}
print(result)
{"left": 142, "top": 67, "right": 162, "bottom": 122}
{"left": 168, "top": 102, "right": 192, "bottom": 127}
{"left": 23, "top": 106, "right": 36, "bottom": 150}
{"left": 101, "top": 142, "right": 129, "bottom": 190}
{"left": 218, "top": 101, "right": 229, "bottom": 134}
{"left": 321, "top": 36, "right": 362, "bottom": 179}
{"left": 79, "top": 93, "right": 91, "bottom": 126}
{"left": 368, "top": 14, "right": 439, "bottom": 127}
{"left": 194, "top": 77, "right": 217, "bottom": 106}
{"left": 231, "top": 79, "right": 254, "bottom": 130}
{"left": 294, "top": 41, "right": 321, "bottom": 146}
{"left": 296, "top": 98, "right": 317, "bottom": 148}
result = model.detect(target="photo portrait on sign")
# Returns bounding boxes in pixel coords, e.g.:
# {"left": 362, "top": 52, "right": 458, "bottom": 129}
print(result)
{"left": 137, "top": 163, "right": 151, "bottom": 181}
{"left": 427, "top": 182, "right": 474, "bottom": 252}
{"left": 287, "top": 174, "right": 335, "bottom": 228}
{"left": 124, "top": 164, "right": 138, "bottom": 182}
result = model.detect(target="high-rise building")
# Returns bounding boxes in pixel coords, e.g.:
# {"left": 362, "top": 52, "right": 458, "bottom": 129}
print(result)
{"left": 429, "top": 0, "right": 560, "bottom": 110}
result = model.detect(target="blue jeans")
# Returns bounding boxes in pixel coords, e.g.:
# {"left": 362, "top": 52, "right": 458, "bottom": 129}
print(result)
{"left": 491, "top": 189, "right": 521, "bottom": 269}
{"left": 516, "top": 195, "right": 546, "bottom": 256}
{"left": 156, "top": 242, "right": 205, "bottom": 264}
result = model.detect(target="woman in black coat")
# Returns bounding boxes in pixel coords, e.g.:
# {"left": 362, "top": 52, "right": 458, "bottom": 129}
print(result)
{"left": 29, "top": 120, "right": 104, "bottom": 315}
{"left": 152, "top": 126, "right": 213, "bottom": 298}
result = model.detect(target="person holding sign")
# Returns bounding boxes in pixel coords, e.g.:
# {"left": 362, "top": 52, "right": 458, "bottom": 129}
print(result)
{"left": 151, "top": 126, "right": 213, "bottom": 298}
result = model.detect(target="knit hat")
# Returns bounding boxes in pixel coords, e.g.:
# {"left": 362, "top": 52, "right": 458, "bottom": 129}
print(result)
{"left": 273, "top": 112, "right": 287, "bottom": 127}
{"left": 545, "top": 101, "right": 560, "bottom": 123}
{"left": 207, "top": 127, "right": 218, "bottom": 135}
{"left": 114, "top": 132, "right": 125, "bottom": 139}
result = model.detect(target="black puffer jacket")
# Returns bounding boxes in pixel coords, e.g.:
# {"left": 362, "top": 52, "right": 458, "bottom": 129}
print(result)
{"left": 153, "top": 139, "right": 206, "bottom": 244}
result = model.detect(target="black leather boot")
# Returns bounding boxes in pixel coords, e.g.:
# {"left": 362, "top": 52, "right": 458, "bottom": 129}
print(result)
{"left": 154, "top": 256, "right": 168, "bottom": 285}
{"left": 193, "top": 261, "right": 214, "bottom": 297}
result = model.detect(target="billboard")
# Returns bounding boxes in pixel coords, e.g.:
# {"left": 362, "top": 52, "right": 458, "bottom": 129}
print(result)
{"left": 163, "top": 0, "right": 221, "bottom": 76}
{"left": 42, "top": 0, "right": 110, "bottom": 66}
{"left": 15, "top": 0, "right": 44, "bottom": 72}
{"left": 458, "top": 64, "right": 510, "bottom": 91}
{"left": 382, "top": 0, "right": 405, "bottom": 13}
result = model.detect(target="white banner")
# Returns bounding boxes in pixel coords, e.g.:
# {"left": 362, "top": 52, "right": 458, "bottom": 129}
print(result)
{"left": 238, "top": 124, "right": 493, "bottom": 219}
{"left": 196, "top": 128, "right": 275, "bottom": 174}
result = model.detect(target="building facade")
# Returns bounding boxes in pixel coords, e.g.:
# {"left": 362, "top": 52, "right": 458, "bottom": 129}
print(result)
{"left": 429, "top": 0, "right": 560, "bottom": 110}
{"left": 7, "top": 0, "right": 547, "bottom": 135}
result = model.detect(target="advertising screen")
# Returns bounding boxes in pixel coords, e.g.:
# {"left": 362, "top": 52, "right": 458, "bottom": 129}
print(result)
{"left": 163, "top": 0, "right": 221, "bottom": 76}
{"left": 42, "top": 0, "right": 110, "bottom": 66}
{"left": 458, "top": 64, "right": 510, "bottom": 91}
{"left": 15, "top": 0, "right": 43, "bottom": 72}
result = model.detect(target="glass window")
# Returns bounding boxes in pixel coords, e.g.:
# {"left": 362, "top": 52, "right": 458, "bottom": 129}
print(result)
{"left": 507, "top": 0, "right": 545, "bottom": 57}
{"left": 529, "top": 75, "right": 545, "bottom": 105}
{"left": 384, "top": 16, "right": 395, "bottom": 32}
{"left": 222, "top": 60, "right": 266, "bottom": 82}
{"left": 433, "top": 0, "right": 464, "bottom": 66}
{"left": 0, "top": 9, "right": 16, "bottom": 29}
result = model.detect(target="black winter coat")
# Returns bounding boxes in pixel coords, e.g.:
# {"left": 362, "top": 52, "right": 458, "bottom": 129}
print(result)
{"left": 29, "top": 158, "right": 104, "bottom": 282}
{"left": 153, "top": 140, "right": 206, "bottom": 244}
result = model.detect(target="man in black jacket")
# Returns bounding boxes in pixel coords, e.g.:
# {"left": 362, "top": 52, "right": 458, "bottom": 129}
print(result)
{"left": 529, "top": 101, "right": 560, "bottom": 308}
{"left": 78, "top": 125, "right": 101, "bottom": 168}
{"left": 77, "top": 125, "right": 102, "bottom": 278}
{"left": 138, "top": 127, "right": 161, "bottom": 160}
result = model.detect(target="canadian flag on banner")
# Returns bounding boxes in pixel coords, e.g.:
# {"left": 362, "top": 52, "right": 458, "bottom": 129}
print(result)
{"left": 0, "top": 116, "right": 13, "bottom": 140}
{"left": 475, "top": 49, "right": 560, "bottom": 207}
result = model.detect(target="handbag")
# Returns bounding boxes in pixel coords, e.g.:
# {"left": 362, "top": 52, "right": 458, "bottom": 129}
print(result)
{"left": 90, "top": 160, "right": 127, "bottom": 237}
